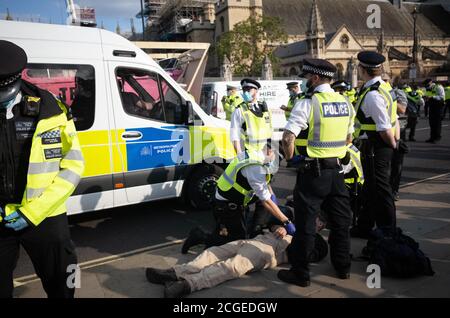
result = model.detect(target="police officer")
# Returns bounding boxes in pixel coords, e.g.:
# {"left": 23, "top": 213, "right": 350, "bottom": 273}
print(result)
{"left": 443, "top": 82, "right": 450, "bottom": 120}
{"left": 230, "top": 79, "right": 272, "bottom": 154}
{"left": 278, "top": 58, "right": 354, "bottom": 286}
{"left": 0, "top": 40, "right": 85, "bottom": 298}
{"left": 280, "top": 82, "right": 302, "bottom": 120}
{"left": 178, "top": 146, "right": 295, "bottom": 254}
{"left": 423, "top": 79, "right": 445, "bottom": 143}
{"left": 350, "top": 51, "right": 397, "bottom": 239}
{"left": 221, "top": 84, "right": 243, "bottom": 121}
{"left": 404, "top": 84, "right": 424, "bottom": 142}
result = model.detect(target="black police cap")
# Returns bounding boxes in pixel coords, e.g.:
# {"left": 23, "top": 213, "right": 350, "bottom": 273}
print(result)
{"left": 286, "top": 81, "right": 299, "bottom": 88}
{"left": 299, "top": 58, "right": 336, "bottom": 78}
{"left": 331, "top": 80, "right": 348, "bottom": 89}
{"left": 240, "top": 78, "right": 261, "bottom": 89}
{"left": 0, "top": 40, "right": 27, "bottom": 88}
{"left": 357, "top": 51, "right": 385, "bottom": 68}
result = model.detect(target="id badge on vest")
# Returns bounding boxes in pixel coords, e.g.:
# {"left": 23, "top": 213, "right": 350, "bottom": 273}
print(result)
{"left": 40, "top": 129, "right": 63, "bottom": 160}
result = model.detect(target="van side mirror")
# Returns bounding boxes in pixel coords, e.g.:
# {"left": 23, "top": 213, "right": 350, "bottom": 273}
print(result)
{"left": 184, "top": 101, "right": 195, "bottom": 125}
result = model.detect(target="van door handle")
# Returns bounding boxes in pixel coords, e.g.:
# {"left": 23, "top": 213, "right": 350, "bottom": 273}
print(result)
{"left": 121, "top": 131, "right": 143, "bottom": 140}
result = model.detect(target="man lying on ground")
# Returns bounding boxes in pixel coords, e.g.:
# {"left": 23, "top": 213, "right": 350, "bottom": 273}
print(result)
{"left": 145, "top": 210, "right": 328, "bottom": 298}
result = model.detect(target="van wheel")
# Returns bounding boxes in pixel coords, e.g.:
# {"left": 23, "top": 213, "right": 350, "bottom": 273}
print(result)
{"left": 187, "top": 164, "right": 224, "bottom": 210}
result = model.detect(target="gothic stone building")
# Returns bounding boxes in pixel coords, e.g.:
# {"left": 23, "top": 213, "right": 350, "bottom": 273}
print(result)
{"left": 185, "top": 0, "right": 450, "bottom": 81}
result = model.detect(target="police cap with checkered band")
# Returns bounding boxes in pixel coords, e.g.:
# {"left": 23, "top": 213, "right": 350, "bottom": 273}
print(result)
{"left": 0, "top": 40, "right": 27, "bottom": 103}
{"left": 299, "top": 58, "right": 337, "bottom": 79}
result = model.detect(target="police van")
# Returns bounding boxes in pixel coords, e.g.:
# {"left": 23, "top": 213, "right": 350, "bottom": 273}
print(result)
{"left": 0, "top": 20, "right": 236, "bottom": 213}
{"left": 200, "top": 80, "right": 306, "bottom": 140}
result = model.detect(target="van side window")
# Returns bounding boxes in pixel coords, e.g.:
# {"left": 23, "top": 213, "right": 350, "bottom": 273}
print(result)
{"left": 116, "top": 68, "right": 164, "bottom": 122}
{"left": 159, "top": 76, "right": 184, "bottom": 125}
{"left": 22, "top": 64, "right": 96, "bottom": 131}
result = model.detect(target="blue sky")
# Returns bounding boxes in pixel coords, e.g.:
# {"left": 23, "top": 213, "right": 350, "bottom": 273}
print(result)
{"left": 0, "top": 0, "right": 144, "bottom": 34}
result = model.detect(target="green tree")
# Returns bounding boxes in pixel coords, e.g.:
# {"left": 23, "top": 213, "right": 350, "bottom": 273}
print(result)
{"left": 216, "top": 15, "right": 288, "bottom": 77}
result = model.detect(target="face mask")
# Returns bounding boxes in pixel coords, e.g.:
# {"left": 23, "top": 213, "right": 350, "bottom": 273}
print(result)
{"left": 265, "top": 158, "right": 279, "bottom": 175}
{"left": 289, "top": 90, "right": 297, "bottom": 97}
{"left": 0, "top": 96, "right": 17, "bottom": 110}
{"left": 242, "top": 91, "right": 253, "bottom": 103}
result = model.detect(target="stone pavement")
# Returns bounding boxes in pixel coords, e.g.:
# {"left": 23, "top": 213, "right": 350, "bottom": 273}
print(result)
{"left": 14, "top": 174, "right": 450, "bottom": 298}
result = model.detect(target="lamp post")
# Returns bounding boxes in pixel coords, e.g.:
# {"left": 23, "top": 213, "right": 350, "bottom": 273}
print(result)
{"left": 410, "top": 6, "right": 419, "bottom": 80}
{"left": 412, "top": 6, "right": 418, "bottom": 64}
{"left": 140, "top": 0, "right": 146, "bottom": 41}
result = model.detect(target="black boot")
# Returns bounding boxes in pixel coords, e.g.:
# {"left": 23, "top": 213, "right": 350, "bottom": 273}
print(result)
{"left": 146, "top": 267, "right": 178, "bottom": 285}
{"left": 164, "top": 280, "right": 191, "bottom": 298}
{"left": 277, "top": 270, "right": 311, "bottom": 287}
{"left": 181, "top": 227, "right": 208, "bottom": 254}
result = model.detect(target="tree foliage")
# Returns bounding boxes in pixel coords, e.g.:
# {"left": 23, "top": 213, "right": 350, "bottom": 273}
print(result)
{"left": 216, "top": 15, "right": 288, "bottom": 77}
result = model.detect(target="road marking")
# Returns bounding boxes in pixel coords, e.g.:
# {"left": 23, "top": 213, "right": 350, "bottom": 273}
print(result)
{"left": 415, "top": 124, "right": 448, "bottom": 131}
{"left": 400, "top": 172, "right": 450, "bottom": 189}
{"left": 14, "top": 239, "right": 184, "bottom": 287}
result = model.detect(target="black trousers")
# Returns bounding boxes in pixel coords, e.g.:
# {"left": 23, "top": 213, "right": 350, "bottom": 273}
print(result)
{"left": 442, "top": 100, "right": 450, "bottom": 120}
{"left": 428, "top": 100, "right": 443, "bottom": 141}
{"left": 288, "top": 167, "right": 351, "bottom": 279}
{"left": 357, "top": 141, "right": 396, "bottom": 232}
{"left": 390, "top": 146, "right": 404, "bottom": 194}
{"left": 0, "top": 213, "right": 77, "bottom": 298}
{"left": 406, "top": 115, "right": 418, "bottom": 140}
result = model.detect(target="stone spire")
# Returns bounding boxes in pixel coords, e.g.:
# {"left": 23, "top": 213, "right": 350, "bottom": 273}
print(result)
{"left": 261, "top": 55, "right": 273, "bottom": 80}
{"left": 307, "top": 0, "right": 324, "bottom": 37}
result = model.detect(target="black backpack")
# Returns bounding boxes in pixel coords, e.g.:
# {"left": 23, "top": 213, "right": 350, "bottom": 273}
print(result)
{"left": 363, "top": 227, "right": 435, "bottom": 278}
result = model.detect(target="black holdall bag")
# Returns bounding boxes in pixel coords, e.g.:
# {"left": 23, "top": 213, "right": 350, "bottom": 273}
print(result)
{"left": 362, "top": 227, "right": 435, "bottom": 278}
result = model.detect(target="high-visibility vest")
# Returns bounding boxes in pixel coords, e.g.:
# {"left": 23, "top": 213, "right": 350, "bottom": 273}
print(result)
{"left": 216, "top": 151, "right": 271, "bottom": 206}
{"left": 2, "top": 97, "right": 85, "bottom": 226}
{"left": 344, "top": 88, "right": 357, "bottom": 105}
{"left": 344, "top": 144, "right": 364, "bottom": 185}
{"left": 445, "top": 86, "right": 450, "bottom": 101}
{"left": 354, "top": 80, "right": 397, "bottom": 138}
{"left": 238, "top": 102, "right": 273, "bottom": 152}
{"left": 222, "top": 94, "right": 244, "bottom": 121}
{"left": 299, "top": 92, "right": 353, "bottom": 159}
{"left": 285, "top": 94, "right": 302, "bottom": 120}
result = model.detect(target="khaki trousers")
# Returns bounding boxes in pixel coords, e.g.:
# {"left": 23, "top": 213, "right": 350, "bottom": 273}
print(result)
{"left": 173, "top": 233, "right": 291, "bottom": 292}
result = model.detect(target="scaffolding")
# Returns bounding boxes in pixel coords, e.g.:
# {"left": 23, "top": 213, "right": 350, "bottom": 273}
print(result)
{"left": 157, "top": 0, "right": 215, "bottom": 39}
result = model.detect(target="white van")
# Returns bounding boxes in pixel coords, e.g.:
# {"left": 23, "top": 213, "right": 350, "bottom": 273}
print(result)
{"left": 0, "top": 20, "right": 236, "bottom": 213}
{"left": 200, "top": 79, "right": 305, "bottom": 139}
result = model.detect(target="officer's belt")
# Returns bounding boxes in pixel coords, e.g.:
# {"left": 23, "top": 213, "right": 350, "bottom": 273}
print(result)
{"left": 214, "top": 198, "right": 242, "bottom": 211}
{"left": 301, "top": 157, "right": 341, "bottom": 169}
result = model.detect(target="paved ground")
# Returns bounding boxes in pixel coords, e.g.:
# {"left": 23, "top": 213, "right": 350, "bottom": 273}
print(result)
{"left": 12, "top": 120, "right": 450, "bottom": 298}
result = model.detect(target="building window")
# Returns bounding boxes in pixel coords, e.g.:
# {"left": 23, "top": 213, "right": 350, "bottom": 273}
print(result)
{"left": 336, "top": 63, "right": 344, "bottom": 80}
{"left": 220, "top": 16, "right": 225, "bottom": 33}
{"left": 340, "top": 34, "right": 349, "bottom": 49}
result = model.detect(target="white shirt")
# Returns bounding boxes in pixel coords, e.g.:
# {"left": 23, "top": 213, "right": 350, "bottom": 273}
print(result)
{"left": 284, "top": 83, "right": 354, "bottom": 137}
{"left": 431, "top": 84, "right": 445, "bottom": 101}
{"left": 215, "top": 152, "right": 272, "bottom": 202}
{"left": 360, "top": 76, "right": 392, "bottom": 132}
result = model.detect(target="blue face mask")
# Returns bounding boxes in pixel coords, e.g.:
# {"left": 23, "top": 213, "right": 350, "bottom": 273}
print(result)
{"left": 289, "top": 90, "right": 297, "bottom": 97}
{"left": 0, "top": 97, "right": 16, "bottom": 110}
{"left": 241, "top": 91, "right": 253, "bottom": 103}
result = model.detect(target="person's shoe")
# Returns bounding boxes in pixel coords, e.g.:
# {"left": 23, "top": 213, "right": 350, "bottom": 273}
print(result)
{"left": 336, "top": 271, "right": 351, "bottom": 280}
{"left": 349, "top": 226, "right": 371, "bottom": 239}
{"left": 409, "top": 137, "right": 416, "bottom": 142}
{"left": 277, "top": 270, "right": 311, "bottom": 287}
{"left": 393, "top": 192, "right": 400, "bottom": 201}
{"left": 146, "top": 267, "right": 178, "bottom": 285}
{"left": 425, "top": 139, "right": 436, "bottom": 144}
{"left": 164, "top": 280, "right": 191, "bottom": 298}
{"left": 181, "top": 227, "right": 207, "bottom": 254}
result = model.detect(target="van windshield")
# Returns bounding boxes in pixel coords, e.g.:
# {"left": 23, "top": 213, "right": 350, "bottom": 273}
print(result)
{"left": 200, "top": 85, "right": 217, "bottom": 116}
